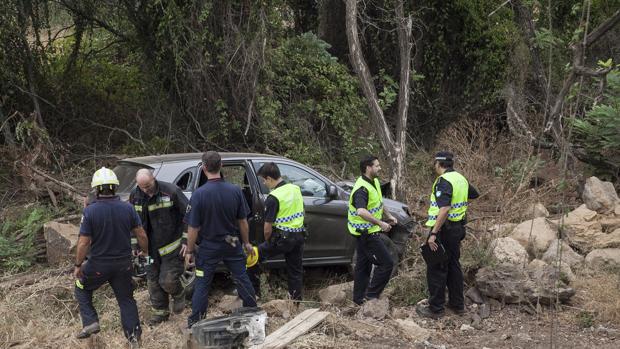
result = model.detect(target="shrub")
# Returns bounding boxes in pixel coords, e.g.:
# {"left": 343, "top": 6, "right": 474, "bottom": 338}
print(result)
{"left": 1, "top": 206, "right": 52, "bottom": 273}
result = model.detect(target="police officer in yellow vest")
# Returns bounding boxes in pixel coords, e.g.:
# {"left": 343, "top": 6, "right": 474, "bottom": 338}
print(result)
{"left": 248, "top": 162, "right": 305, "bottom": 300}
{"left": 416, "top": 152, "right": 479, "bottom": 319}
{"left": 348, "top": 156, "right": 397, "bottom": 305}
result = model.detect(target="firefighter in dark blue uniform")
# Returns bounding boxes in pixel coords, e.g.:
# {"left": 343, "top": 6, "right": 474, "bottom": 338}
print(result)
{"left": 130, "top": 169, "right": 189, "bottom": 325}
{"left": 184, "top": 151, "right": 257, "bottom": 327}
{"left": 73, "top": 167, "right": 149, "bottom": 346}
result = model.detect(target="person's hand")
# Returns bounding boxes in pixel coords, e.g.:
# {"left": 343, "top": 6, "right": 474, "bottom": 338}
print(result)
{"left": 379, "top": 221, "right": 392, "bottom": 232}
{"left": 386, "top": 216, "right": 398, "bottom": 226}
{"left": 73, "top": 265, "right": 83, "bottom": 279}
{"left": 244, "top": 243, "right": 255, "bottom": 257}
{"left": 184, "top": 252, "right": 194, "bottom": 268}
{"left": 427, "top": 234, "right": 438, "bottom": 251}
{"left": 180, "top": 244, "right": 188, "bottom": 257}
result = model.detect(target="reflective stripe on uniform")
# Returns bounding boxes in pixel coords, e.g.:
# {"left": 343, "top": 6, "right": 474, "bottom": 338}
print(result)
{"left": 348, "top": 221, "right": 374, "bottom": 230}
{"left": 148, "top": 201, "right": 173, "bottom": 211}
{"left": 182, "top": 232, "right": 188, "bottom": 239}
{"left": 75, "top": 279, "right": 84, "bottom": 289}
{"left": 274, "top": 212, "right": 305, "bottom": 224}
{"left": 152, "top": 308, "right": 169, "bottom": 316}
{"left": 277, "top": 226, "right": 306, "bottom": 233}
{"left": 158, "top": 237, "right": 182, "bottom": 256}
{"left": 131, "top": 238, "right": 138, "bottom": 244}
{"left": 349, "top": 204, "right": 383, "bottom": 216}
{"left": 195, "top": 269, "right": 204, "bottom": 277}
{"left": 133, "top": 205, "right": 143, "bottom": 212}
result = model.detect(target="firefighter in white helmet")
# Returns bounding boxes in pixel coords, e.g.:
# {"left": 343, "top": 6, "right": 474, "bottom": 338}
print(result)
{"left": 73, "top": 167, "right": 149, "bottom": 347}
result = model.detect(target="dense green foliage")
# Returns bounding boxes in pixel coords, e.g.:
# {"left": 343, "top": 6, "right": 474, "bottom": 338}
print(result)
{"left": 0, "top": 206, "right": 51, "bottom": 272}
{"left": 0, "top": 0, "right": 618, "bottom": 176}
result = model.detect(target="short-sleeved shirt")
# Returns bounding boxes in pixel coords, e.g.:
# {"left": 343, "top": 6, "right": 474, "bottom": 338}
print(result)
{"left": 264, "top": 181, "right": 287, "bottom": 223}
{"left": 184, "top": 178, "right": 250, "bottom": 242}
{"left": 352, "top": 175, "right": 376, "bottom": 210}
{"left": 434, "top": 169, "right": 480, "bottom": 208}
{"left": 79, "top": 196, "right": 142, "bottom": 260}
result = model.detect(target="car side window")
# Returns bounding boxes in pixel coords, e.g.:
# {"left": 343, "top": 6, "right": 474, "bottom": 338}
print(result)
{"left": 255, "top": 162, "right": 327, "bottom": 197}
{"left": 174, "top": 168, "right": 194, "bottom": 191}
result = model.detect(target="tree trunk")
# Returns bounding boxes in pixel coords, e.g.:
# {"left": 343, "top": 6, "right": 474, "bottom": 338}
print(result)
{"left": 318, "top": 0, "right": 348, "bottom": 61}
{"left": 345, "top": 0, "right": 412, "bottom": 201}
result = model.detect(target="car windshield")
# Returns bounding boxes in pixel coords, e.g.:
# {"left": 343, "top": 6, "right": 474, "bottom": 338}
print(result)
{"left": 113, "top": 163, "right": 149, "bottom": 193}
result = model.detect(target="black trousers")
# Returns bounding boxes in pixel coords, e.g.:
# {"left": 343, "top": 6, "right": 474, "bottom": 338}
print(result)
{"left": 426, "top": 222, "right": 466, "bottom": 313}
{"left": 353, "top": 233, "right": 394, "bottom": 305}
{"left": 146, "top": 247, "right": 185, "bottom": 315}
{"left": 74, "top": 257, "right": 141, "bottom": 340}
{"left": 248, "top": 232, "right": 304, "bottom": 300}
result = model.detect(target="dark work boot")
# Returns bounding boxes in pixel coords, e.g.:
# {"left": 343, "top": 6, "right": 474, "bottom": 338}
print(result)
{"left": 76, "top": 322, "right": 101, "bottom": 339}
{"left": 148, "top": 313, "right": 169, "bottom": 326}
{"left": 416, "top": 304, "right": 445, "bottom": 319}
{"left": 172, "top": 291, "right": 185, "bottom": 314}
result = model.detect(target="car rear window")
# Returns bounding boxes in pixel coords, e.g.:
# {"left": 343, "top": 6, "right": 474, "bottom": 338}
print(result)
{"left": 113, "top": 163, "right": 149, "bottom": 193}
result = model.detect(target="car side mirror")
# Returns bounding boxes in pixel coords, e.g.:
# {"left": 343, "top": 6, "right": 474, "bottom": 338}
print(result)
{"left": 327, "top": 185, "right": 338, "bottom": 200}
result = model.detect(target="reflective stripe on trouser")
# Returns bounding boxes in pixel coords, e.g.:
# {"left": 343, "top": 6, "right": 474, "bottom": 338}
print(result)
{"left": 74, "top": 258, "right": 141, "bottom": 340}
{"left": 146, "top": 253, "right": 184, "bottom": 315}
{"left": 158, "top": 238, "right": 182, "bottom": 256}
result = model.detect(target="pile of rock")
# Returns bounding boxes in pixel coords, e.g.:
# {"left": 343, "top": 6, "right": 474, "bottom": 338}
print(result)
{"left": 478, "top": 176, "right": 620, "bottom": 304}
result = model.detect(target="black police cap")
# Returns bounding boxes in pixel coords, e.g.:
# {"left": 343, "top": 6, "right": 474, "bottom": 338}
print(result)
{"left": 434, "top": 151, "right": 454, "bottom": 161}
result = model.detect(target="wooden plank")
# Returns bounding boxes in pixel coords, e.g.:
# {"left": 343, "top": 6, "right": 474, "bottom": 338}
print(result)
{"left": 260, "top": 310, "right": 330, "bottom": 349}
{"left": 261, "top": 308, "right": 319, "bottom": 342}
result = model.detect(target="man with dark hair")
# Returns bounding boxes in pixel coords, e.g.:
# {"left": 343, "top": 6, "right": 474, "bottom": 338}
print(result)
{"left": 130, "top": 168, "right": 189, "bottom": 325}
{"left": 248, "top": 162, "right": 305, "bottom": 300}
{"left": 74, "top": 167, "right": 149, "bottom": 348}
{"left": 184, "top": 151, "right": 257, "bottom": 328}
{"left": 347, "top": 156, "right": 397, "bottom": 305}
{"left": 416, "top": 151, "right": 479, "bottom": 319}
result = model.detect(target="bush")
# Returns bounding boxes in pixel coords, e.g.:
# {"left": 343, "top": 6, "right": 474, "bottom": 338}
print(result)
{"left": 257, "top": 33, "right": 375, "bottom": 169}
{"left": 0, "top": 206, "right": 52, "bottom": 273}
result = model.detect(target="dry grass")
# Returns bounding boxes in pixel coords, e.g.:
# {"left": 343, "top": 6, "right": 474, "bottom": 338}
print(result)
{"left": 572, "top": 270, "right": 620, "bottom": 325}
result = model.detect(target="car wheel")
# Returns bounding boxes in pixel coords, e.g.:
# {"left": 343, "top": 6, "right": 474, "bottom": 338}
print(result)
{"left": 349, "top": 233, "right": 400, "bottom": 278}
{"left": 180, "top": 266, "right": 196, "bottom": 300}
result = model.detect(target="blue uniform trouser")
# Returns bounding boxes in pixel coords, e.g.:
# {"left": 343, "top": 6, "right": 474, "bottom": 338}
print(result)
{"left": 188, "top": 240, "right": 257, "bottom": 327}
{"left": 352, "top": 233, "right": 394, "bottom": 305}
{"left": 74, "top": 257, "right": 141, "bottom": 340}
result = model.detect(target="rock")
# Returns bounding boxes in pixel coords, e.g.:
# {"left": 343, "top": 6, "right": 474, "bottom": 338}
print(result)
{"left": 470, "top": 312, "right": 482, "bottom": 330}
{"left": 510, "top": 218, "right": 556, "bottom": 254}
{"left": 460, "top": 324, "right": 475, "bottom": 332}
{"left": 616, "top": 204, "right": 620, "bottom": 216}
{"left": 489, "top": 223, "right": 517, "bottom": 236}
{"left": 542, "top": 239, "right": 584, "bottom": 269}
{"left": 261, "top": 299, "right": 293, "bottom": 319}
{"left": 391, "top": 307, "right": 409, "bottom": 320}
{"left": 475, "top": 264, "right": 575, "bottom": 304}
{"left": 394, "top": 319, "right": 431, "bottom": 342}
{"left": 43, "top": 221, "right": 79, "bottom": 265}
{"left": 582, "top": 176, "right": 619, "bottom": 213}
{"left": 490, "top": 237, "right": 529, "bottom": 265}
{"left": 465, "top": 287, "right": 486, "bottom": 304}
{"left": 479, "top": 303, "right": 490, "bottom": 319}
{"left": 557, "top": 205, "right": 604, "bottom": 253}
{"left": 488, "top": 298, "right": 502, "bottom": 311}
{"left": 525, "top": 202, "right": 550, "bottom": 218}
{"left": 516, "top": 333, "right": 532, "bottom": 342}
{"left": 357, "top": 297, "right": 389, "bottom": 320}
{"left": 216, "top": 295, "right": 242, "bottom": 313}
{"left": 318, "top": 282, "right": 353, "bottom": 305}
{"left": 585, "top": 248, "right": 620, "bottom": 269}
{"left": 600, "top": 217, "right": 620, "bottom": 233}
{"left": 593, "top": 228, "right": 620, "bottom": 249}
{"left": 501, "top": 333, "right": 511, "bottom": 340}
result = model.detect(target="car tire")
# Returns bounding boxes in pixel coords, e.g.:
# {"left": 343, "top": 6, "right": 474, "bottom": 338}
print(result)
{"left": 349, "top": 233, "right": 400, "bottom": 278}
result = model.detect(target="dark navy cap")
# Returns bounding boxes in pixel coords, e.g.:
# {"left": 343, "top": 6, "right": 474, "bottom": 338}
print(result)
{"left": 434, "top": 151, "right": 454, "bottom": 161}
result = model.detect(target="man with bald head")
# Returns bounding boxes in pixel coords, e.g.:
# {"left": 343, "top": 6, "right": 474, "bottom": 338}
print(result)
{"left": 129, "top": 169, "right": 189, "bottom": 325}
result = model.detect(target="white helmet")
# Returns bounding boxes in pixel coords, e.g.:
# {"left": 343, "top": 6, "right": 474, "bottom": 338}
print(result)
{"left": 91, "top": 167, "right": 120, "bottom": 188}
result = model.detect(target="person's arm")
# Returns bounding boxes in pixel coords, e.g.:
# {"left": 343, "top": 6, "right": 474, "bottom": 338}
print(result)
{"left": 427, "top": 179, "right": 452, "bottom": 251}
{"left": 239, "top": 218, "right": 254, "bottom": 256}
{"left": 132, "top": 226, "right": 148, "bottom": 254}
{"left": 353, "top": 188, "right": 390, "bottom": 232}
{"left": 185, "top": 225, "right": 199, "bottom": 267}
{"left": 383, "top": 207, "right": 397, "bottom": 225}
{"left": 468, "top": 183, "right": 480, "bottom": 200}
{"left": 73, "top": 235, "right": 91, "bottom": 278}
{"left": 263, "top": 195, "right": 278, "bottom": 241}
{"left": 174, "top": 186, "right": 190, "bottom": 255}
